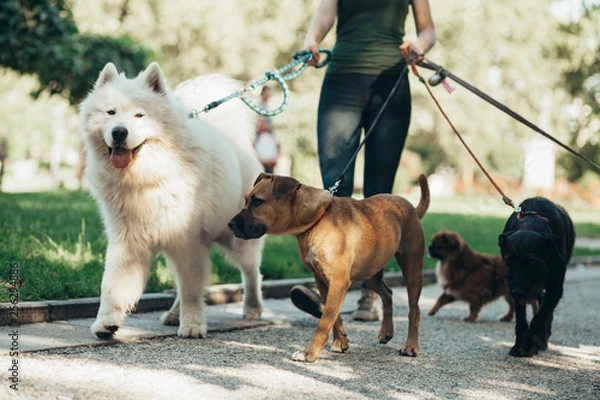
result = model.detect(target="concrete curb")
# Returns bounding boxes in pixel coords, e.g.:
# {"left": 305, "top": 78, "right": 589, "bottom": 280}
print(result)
{"left": 0, "top": 294, "right": 176, "bottom": 326}
{"left": 2, "top": 255, "right": 597, "bottom": 326}
{"left": 0, "top": 271, "right": 437, "bottom": 326}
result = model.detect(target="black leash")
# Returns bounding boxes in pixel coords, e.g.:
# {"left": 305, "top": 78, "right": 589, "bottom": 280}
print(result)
{"left": 328, "top": 64, "right": 410, "bottom": 194}
{"left": 407, "top": 57, "right": 519, "bottom": 209}
{"left": 417, "top": 57, "right": 600, "bottom": 173}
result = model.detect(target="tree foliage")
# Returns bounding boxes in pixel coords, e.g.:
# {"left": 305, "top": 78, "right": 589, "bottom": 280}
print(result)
{"left": 0, "top": 0, "right": 78, "bottom": 95}
{"left": 553, "top": 2, "right": 600, "bottom": 179}
{"left": 0, "top": 0, "right": 150, "bottom": 104}
{"left": 69, "top": 34, "right": 151, "bottom": 104}
{"left": 1, "top": 0, "right": 598, "bottom": 186}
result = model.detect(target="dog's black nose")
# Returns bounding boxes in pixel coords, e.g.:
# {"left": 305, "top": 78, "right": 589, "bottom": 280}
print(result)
{"left": 112, "top": 126, "right": 128, "bottom": 143}
{"left": 228, "top": 217, "right": 247, "bottom": 239}
{"left": 227, "top": 219, "right": 237, "bottom": 231}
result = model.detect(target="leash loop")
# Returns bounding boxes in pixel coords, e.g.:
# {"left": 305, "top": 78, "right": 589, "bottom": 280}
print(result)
{"left": 292, "top": 49, "right": 331, "bottom": 69}
{"left": 191, "top": 49, "right": 331, "bottom": 118}
{"left": 239, "top": 69, "right": 290, "bottom": 117}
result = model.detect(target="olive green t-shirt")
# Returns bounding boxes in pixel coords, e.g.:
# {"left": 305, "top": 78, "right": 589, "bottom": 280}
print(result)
{"left": 327, "top": 0, "right": 410, "bottom": 75}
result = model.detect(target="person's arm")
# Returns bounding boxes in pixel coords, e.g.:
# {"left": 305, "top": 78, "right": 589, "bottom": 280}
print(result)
{"left": 400, "top": 0, "right": 436, "bottom": 62}
{"left": 303, "top": 0, "right": 338, "bottom": 66}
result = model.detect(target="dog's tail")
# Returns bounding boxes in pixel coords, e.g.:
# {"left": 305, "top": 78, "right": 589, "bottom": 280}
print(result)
{"left": 415, "top": 174, "right": 430, "bottom": 220}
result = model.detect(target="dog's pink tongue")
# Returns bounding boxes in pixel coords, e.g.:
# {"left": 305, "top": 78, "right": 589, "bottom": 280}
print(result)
{"left": 110, "top": 147, "right": 132, "bottom": 168}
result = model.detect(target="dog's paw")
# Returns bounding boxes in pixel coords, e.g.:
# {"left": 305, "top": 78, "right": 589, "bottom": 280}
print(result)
{"left": 178, "top": 323, "right": 207, "bottom": 339}
{"left": 509, "top": 344, "right": 537, "bottom": 357}
{"left": 509, "top": 338, "right": 542, "bottom": 357}
{"left": 331, "top": 337, "right": 349, "bottom": 353}
{"left": 462, "top": 315, "right": 477, "bottom": 322}
{"left": 291, "top": 350, "right": 318, "bottom": 363}
{"left": 291, "top": 350, "right": 309, "bottom": 362}
{"left": 243, "top": 304, "right": 262, "bottom": 321}
{"left": 91, "top": 320, "right": 119, "bottom": 339}
{"left": 509, "top": 332, "right": 548, "bottom": 357}
{"left": 522, "top": 334, "right": 546, "bottom": 354}
{"left": 378, "top": 321, "right": 394, "bottom": 344}
{"left": 499, "top": 314, "right": 513, "bottom": 322}
{"left": 161, "top": 311, "right": 180, "bottom": 326}
{"left": 399, "top": 345, "right": 419, "bottom": 357}
{"left": 378, "top": 333, "right": 394, "bottom": 344}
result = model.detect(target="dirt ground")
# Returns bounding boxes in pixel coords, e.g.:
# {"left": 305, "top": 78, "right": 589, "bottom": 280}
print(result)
{"left": 2, "top": 267, "right": 599, "bottom": 400}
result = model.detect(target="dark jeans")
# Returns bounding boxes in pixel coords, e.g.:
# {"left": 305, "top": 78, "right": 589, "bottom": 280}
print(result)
{"left": 317, "top": 73, "right": 411, "bottom": 197}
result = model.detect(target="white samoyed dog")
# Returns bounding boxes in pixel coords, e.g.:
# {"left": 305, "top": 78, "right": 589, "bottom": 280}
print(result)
{"left": 79, "top": 62, "right": 265, "bottom": 339}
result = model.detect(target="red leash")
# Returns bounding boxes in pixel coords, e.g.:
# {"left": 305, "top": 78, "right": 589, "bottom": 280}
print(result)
{"left": 403, "top": 49, "right": 517, "bottom": 210}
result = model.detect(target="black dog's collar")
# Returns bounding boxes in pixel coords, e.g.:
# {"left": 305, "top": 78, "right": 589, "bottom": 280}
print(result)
{"left": 517, "top": 210, "right": 549, "bottom": 224}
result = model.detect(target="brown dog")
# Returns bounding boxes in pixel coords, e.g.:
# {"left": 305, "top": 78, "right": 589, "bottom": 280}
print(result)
{"left": 428, "top": 228, "right": 538, "bottom": 322}
{"left": 228, "top": 173, "right": 430, "bottom": 362}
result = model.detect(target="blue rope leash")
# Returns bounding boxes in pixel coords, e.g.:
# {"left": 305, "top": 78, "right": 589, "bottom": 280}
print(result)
{"left": 190, "top": 49, "right": 331, "bottom": 118}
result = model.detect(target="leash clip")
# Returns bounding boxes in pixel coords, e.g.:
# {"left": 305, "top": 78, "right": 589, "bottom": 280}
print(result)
{"left": 328, "top": 179, "right": 342, "bottom": 195}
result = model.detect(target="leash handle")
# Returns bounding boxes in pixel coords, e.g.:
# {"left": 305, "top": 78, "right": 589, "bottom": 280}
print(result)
{"left": 402, "top": 48, "right": 422, "bottom": 81}
{"left": 240, "top": 70, "right": 290, "bottom": 117}
{"left": 292, "top": 49, "right": 332, "bottom": 69}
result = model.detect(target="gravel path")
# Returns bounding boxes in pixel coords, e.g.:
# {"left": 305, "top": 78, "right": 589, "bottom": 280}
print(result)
{"left": 3, "top": 267, "right": 599, "bottom": 399}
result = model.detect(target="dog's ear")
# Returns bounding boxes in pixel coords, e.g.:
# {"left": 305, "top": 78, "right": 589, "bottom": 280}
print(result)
{"left": 498, "top": 232, "right": 511, "bottom": 248}
{"left": 96, "top": 62, "right": 119, "bottom": 88}
{"left": 142, "top": 62, "right": 168, "bottom": 96}
{"left": 253, "top": 172, "right": 272, "bottom": 187}
{"left": 272, "top": 176, "right": 300, "bottom": 200}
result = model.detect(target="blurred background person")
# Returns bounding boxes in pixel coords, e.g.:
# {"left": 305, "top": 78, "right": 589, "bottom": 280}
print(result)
{"left": 254, "top": 86, "right": 279, "bottom": 173}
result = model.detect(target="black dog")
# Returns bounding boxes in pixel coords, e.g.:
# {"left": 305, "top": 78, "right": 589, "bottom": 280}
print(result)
{"left": 498, "top": 197, "right": 575, "bottom": 357}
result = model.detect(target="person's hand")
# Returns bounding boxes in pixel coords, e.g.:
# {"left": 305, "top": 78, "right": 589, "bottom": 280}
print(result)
{"left": 304, "top": 42, "right": 321, "bottom": 67}
{"left": 399, "top": 40, "right": 425, "bottom": 64}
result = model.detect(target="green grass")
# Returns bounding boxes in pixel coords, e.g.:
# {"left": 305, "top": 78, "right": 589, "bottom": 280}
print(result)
{"left": 1, "top": 190, "right": 598, "bottom": 302}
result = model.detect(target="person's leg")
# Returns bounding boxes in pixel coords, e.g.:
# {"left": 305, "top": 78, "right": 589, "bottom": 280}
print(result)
{"left": 317, "top": 73, "right": 367, "bottom": 196}
{"left": 353, "top": 281, "right": 382, "bottom": 321}
{"left": 352, "top": 73, "right": 411, "bottom": 321}
{"left": 362, "top": 73, "right": 411, "bottom": 197}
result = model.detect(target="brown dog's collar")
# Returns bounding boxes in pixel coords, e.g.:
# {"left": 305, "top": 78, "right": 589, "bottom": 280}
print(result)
{"left": 301, "top": 202, "right": 332, "bottom": 235}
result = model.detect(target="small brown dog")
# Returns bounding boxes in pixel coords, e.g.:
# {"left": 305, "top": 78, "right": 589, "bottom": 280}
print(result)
{"left": 229, "top": 173, "right": 430, "bottom": 362}
{"left": 428, "top": 228, "right": 537, "bottom": 322}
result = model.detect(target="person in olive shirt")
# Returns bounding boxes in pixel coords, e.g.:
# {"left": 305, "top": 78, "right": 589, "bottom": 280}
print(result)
{"left": 291, "top": 0, "right": 436, "bottom": 321}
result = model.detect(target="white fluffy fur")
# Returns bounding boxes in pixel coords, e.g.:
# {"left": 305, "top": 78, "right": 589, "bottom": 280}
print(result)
{"left": 80, "top": 62, "right": 265, "bottom": 339}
